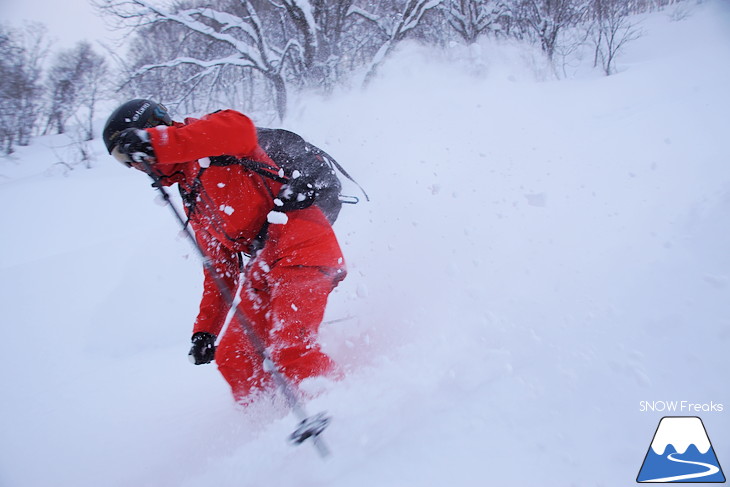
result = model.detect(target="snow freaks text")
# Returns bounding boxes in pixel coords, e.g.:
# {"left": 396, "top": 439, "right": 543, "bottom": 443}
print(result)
{"left": 639, "top": 401, "right": 724, "bottom": 413}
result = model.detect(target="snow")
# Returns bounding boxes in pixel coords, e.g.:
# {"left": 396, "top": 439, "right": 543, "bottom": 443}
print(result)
{"left": 1, "top": 2, "right": 730, "bottom": 486}
{"left": 267, "top": 210, "right": 289, "bottom": 224}
{"left": 650, "top": 417, "right": 711, "bottom": 455}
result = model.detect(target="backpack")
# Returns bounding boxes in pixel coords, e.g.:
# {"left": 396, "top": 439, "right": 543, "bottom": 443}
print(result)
{"left": 209, "top": 128, "right": 367, "bottom": 225}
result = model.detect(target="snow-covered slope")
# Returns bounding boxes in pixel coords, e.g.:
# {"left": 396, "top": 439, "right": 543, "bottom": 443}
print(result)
{"left": 1, "top": 3, "right": 729, "bottom": 486}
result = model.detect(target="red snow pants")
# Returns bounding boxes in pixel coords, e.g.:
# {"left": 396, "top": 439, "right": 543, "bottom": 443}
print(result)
{"left": 215, "top": 262, "right": 343, "bottom": 402}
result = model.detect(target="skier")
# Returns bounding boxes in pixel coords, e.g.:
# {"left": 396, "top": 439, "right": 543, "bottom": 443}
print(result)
{"left": 102, "top": 99, "right": 346, "bottom": 403}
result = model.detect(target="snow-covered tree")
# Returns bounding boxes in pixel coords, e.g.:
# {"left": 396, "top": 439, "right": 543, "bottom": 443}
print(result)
{"left": 271, "top": 0, "right": 360, "bottom": 90}
{"left": 357, "top": 0, "right": 445, "bottom": 85}
{"left": 444, "top": 0, "right": 509, "bottom": 44}
{"left": 512, "top": 0, "right": 590, "bottom": 61}
{"left": 98, "top": 0, "right": 445, "bottom": 118}
{"left": 97, "top": 0, "right": 293, "bottom": 119}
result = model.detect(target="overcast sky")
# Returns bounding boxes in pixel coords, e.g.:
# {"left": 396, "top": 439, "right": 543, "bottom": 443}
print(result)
{"left": 3, "top": 0, "right": 119, "bottom": 49}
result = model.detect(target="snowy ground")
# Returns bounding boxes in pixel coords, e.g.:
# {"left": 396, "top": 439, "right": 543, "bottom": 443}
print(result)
{"left": 1, "top": 2, "right": 729, "bottom": 486}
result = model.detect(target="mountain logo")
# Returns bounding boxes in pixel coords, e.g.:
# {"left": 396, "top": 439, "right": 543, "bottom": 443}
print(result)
{"left": 637, "top": 416, "right": 726, "bottom": 483}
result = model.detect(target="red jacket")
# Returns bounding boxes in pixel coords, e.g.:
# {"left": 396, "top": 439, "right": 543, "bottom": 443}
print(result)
{"left": 144, "top": 110, "right": 345, "bottom": 336}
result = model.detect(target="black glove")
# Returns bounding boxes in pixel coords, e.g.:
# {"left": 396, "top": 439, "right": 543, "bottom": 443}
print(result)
{"left": 276, "top": 176, "right": 316, "bottom": 212}
{"left": 115, "top": 128, "right": 156, "bottom": 164}
{"left": 188, "top": 332, "right": 217, "bottom": 365}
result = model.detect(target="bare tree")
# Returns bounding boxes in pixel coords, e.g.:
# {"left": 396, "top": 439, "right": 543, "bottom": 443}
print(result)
{"left": 44, "top": 41, "right": 108, "bottom": 138}
{"left": 444, "top": 0, "right": 508, "bottom": 44}
{"left": 0, "top": 23, "right": 48, "bottom": 155}
{"left": 77, "top": 46, "right": 109, "bottom": 140}
{"left": 115, "top": 21, "right": 210, "bottom": 114}
{"left": 591, "top": 0, "right": 642, "bottom": 75}
{"left": 0, "top": 28, "right": 22, "bottom": 154}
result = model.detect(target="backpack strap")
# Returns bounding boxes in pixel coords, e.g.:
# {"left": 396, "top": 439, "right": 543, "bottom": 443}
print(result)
{"left": 176, "top": 166, "right": 208, "bottom": 231}
{"left": 209, "top": 155, "right": 288, "bottom": 184}
{"left": 312, "top": 146, "right": 370, "bottom": 203}
{"left": 175, "top": 165, "right": 275, "bottom": 257}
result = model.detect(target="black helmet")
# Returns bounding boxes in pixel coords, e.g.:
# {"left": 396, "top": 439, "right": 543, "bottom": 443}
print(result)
{"left": 102, "top": 99, "right": 172, "bottom": 154}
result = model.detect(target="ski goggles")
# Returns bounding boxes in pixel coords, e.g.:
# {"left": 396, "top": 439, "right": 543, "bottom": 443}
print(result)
{"left": 144, "top": 104, "right": 173, "bottom": 128}
{"left": 111, "top": 145, "right": 136, "bottom": 168}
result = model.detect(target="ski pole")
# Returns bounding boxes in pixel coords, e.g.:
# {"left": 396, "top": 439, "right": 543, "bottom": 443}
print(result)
{"left": 138, "top": 157, "right": 332, "bottom": 458}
